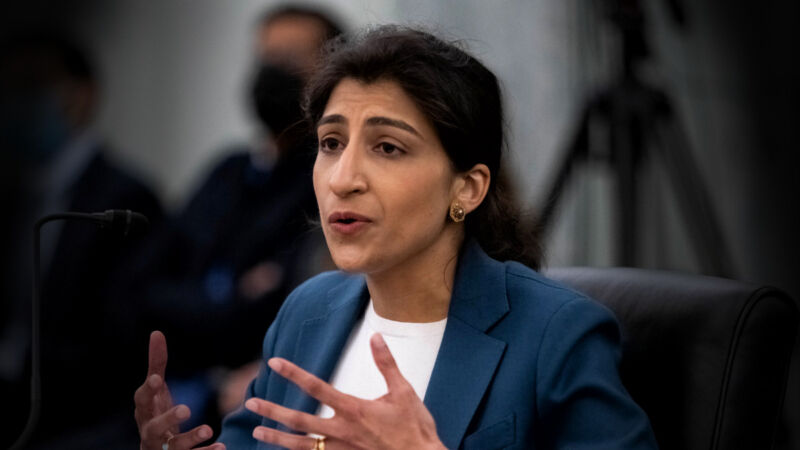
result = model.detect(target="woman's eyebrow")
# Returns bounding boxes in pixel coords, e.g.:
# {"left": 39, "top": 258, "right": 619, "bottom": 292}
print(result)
{"left": 366, "top": 116, "right": 421, "bottom": 137}
{"left": 317, "top": 114, "right": 346, "bottom": 127}
{"left": 317, "top": 114, "right": 421, "bottom": 138}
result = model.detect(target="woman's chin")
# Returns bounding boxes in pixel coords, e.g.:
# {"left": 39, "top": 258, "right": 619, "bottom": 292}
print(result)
{"left": 330, "top": 249, "right": 389, "bottom": 275}
{"left": 330, "top": 252, "right": 369, "bottom": 273}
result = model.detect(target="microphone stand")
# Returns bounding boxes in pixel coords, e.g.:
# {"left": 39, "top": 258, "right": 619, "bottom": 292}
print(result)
{"left": 10, "top": 211, "right": 148, "bottom": 450}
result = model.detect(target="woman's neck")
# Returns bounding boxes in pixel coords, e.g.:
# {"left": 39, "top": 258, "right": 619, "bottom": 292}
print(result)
{"left": 365, "top": 229, "right": 462, "bottom": 323}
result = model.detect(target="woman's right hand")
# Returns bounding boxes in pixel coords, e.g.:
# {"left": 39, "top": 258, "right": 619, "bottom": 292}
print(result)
{"left": 134, "top": 330, "right": 226, "bottom": 450}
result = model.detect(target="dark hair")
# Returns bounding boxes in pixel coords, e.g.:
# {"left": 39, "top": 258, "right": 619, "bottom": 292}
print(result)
{"left": 259, "top": 4, "right": 345, "bottom": 43}
{"left": 304, "top": 25, "right": 542, "bottom": 269}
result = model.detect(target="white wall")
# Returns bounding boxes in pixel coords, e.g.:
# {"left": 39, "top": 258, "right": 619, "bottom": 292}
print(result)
{"left": 71, "top": 0, "right": 799, "bottom": 296}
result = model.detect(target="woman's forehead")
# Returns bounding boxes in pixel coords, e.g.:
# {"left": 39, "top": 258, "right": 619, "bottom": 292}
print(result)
{"left": 320, "top": 78, "right": 435, "bottom": 135}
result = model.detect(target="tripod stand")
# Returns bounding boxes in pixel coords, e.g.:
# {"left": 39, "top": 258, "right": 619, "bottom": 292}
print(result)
{"left": 537, "top": 0, "right": 735, "bottom": 277}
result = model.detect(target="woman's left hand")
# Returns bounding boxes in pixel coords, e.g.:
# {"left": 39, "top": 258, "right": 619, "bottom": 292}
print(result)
{"left": 244, "top": 333, "right": 446, "bottom": 450}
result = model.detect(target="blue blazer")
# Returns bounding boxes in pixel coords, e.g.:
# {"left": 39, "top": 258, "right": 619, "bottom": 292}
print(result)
{"left": 218, "top": 242, "right": 658, "bottom": 449}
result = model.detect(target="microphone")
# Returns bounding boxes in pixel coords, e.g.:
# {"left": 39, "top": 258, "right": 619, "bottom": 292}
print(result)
{"left": 92, "top": 209, "right": 150, "bottom": 237}
{"left": 10, "top": 209, "right": 150, "bottom": 450}
{"left": 48, "top": 209, "right": 150, "bottom": 237}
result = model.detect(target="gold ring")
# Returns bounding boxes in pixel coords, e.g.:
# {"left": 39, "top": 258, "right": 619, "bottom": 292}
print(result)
{"left": 312, "top": 436, "right": 326, "bottom": 450}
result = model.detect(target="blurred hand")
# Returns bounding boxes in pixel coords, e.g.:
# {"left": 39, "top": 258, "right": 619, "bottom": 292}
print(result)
{"left": 238, "top": 261, "right": 284, "bottom": 301}
{"left": 134, "top": 331, "right": 225, "bottom": 450}
{"left": 245, "top": 333, "right": 446, "bottom": 450}
{"left": 217, "top": 360, "right": 261, "bottom": 416}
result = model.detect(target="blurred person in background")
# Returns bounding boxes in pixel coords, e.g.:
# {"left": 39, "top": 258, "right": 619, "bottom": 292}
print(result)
{"left": 123, "top": 4, "right": 345, "bottom": 442}
{"left": 0, "top": 32, "right": 163, "bottom": 448}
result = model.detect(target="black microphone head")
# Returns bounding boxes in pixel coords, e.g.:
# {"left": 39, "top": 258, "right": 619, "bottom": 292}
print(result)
{"left": 100, "top": 209, "right": 149, "bottom": 238}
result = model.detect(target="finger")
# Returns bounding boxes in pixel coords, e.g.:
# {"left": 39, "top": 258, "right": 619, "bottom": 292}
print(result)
{"left": 164, "top": 424, "right": 214, "bottom": 449}
{"left": 252, "top": 426, "right": 320, "bottom": 449}
{"left": 195, "top": 445, "right": 226, "bottom": 450}
{"left": 134, "top": 374, "right": 169, "bottom": 420}
{"left": 267, "top": 358, "right": 352, "bottom": 409}
{"left": 245, "top": 398, "right": 336, "bottom": 438}
{"left": 370, "top": 333, "right": 412, "bottom": 393}
{"left": 140, "top": 404, "right": 191, "bottom": 445}
{"left": 155, "top": 381, "right": 174, "bottom": 415}
{"left": 148, "top": 330, "right": 168, "bottom": 377}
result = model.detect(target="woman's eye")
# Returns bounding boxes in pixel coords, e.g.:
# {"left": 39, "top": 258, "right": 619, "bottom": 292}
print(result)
{"left": 378, "top": 142, "right": 401, "bottom": 155}
{"left": 319, "top": 137, "right": 342, "bottom": 152}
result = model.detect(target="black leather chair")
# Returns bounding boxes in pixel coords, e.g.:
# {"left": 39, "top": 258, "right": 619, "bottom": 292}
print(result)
{"left": 546, "top": 267, "right": 798, "bottom": 450}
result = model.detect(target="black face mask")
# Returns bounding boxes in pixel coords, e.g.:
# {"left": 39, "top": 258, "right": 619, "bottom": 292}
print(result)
{"left": 249, "top": 62, "right": 305, "bottom": 137}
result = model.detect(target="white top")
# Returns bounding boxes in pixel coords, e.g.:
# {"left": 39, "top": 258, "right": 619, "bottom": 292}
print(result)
{"left": 316, "top": 299, "right": 447, "bottom": 419}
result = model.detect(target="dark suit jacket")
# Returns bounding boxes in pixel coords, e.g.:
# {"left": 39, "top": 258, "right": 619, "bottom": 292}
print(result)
{"left": 218, "top": 242, "right": 658, "bottom": 449}
{"left": 129, "top": 148, "right": 318, "bottom": 372}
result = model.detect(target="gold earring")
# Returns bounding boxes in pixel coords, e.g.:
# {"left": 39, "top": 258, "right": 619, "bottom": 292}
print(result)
{"left": 449, "top": 201, "right": 466, "bottom": 222}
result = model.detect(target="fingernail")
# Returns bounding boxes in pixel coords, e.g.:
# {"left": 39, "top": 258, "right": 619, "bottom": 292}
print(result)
{"left": 148, "top": 374, "right": 160, "bottom": 388}
{"left": 245, "top": 398, "right": 258, "bottom": 411}
{"left": 253, "top": 428, "right": 265, "bottom": 440}
{"left": 267, "top": 358, "right": 282, "bottom": 371}
{"left": 175, "top": 405, "right": 190, "bottom": 419}
{"left": 198, "top": 427, "right": 211, "bottom": 439}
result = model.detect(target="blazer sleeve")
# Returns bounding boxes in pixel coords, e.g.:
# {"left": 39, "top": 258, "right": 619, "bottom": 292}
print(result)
{"left": 535, "top": 296, "right": 658, "bottom": 449}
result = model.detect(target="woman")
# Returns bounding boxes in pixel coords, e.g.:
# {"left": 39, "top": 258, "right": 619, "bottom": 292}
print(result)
{"left": 135, "top": 26, "right": 657, "bottom": 450}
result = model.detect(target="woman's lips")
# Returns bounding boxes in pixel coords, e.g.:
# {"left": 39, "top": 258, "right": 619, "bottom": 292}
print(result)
{"left": 328, "top": 211, "right": 372, "bottom": 235}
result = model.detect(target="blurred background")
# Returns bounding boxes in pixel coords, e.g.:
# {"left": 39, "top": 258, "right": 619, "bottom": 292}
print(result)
{"left": 3, "top": 0, "right": 797, "bottom": 288}
{"left": 1, "top": 0, "right": 797, "bottom": 448}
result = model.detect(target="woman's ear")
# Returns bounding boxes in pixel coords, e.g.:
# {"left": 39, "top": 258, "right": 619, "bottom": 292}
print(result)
{"left": 453, "top": 163, "right": 491, "bottom": 215}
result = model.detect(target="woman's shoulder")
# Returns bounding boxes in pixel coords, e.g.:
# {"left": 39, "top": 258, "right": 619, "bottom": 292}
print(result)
{"left": 501, "top": 260, "right": 616, "bottom": 323}
{"left": 457, "top": 242, "right": 615, "bottom": 325}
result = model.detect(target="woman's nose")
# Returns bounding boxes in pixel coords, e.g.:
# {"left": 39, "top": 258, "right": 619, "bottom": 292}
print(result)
{"left": 328, "top": 145, "right": 367, "bottom": 197}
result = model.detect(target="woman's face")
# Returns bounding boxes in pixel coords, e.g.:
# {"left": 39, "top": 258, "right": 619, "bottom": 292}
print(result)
{"left": 313, "top": 78, "right": 459, "bottom": 274}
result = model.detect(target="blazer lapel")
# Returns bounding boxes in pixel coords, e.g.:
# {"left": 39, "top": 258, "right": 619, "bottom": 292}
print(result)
{"left": 424, "top": 241, "right": 510, "bottom": 449}
{"left": 273, "top": 242, "right": 509, "bottom": 448}
{"left": 280, "top": 275, "right": 369, "bottom": 420}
